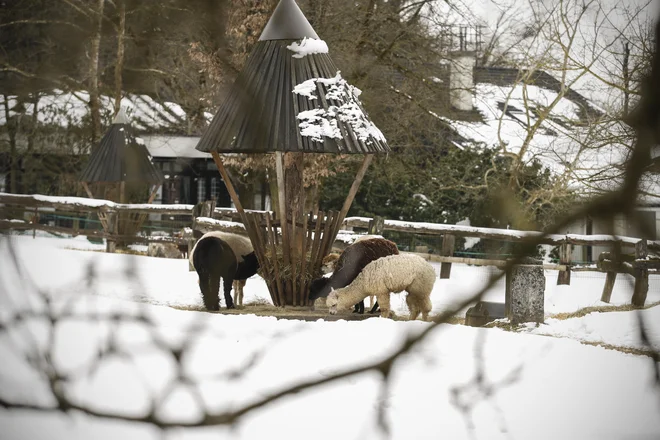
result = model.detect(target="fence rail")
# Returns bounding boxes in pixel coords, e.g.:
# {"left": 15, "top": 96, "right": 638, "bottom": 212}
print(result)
{"left": 1, "top": 192, "right": 658, "bottom": 307}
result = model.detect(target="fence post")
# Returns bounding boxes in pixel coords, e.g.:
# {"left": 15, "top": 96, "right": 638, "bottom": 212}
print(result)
{"left": 367, "top": 216, "right": 384, "bottom": 235}
{"left": 556, "top": 242, "right": 572, "bottom": 285}
{"left": 32, "top": 207, "right": 38, "bottom": 239}
{"left": 632, "top": 239, "right": 648, "bottom": 308}
{"left": 440, "top": 234, "right": 455, "bottom": 279}
{"left": 106, "top": 212, "right": 118, "bottom": 253}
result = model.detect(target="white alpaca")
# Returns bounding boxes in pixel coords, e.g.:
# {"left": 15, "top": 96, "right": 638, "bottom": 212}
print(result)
{"left": 326, "top": 254, "right": 435, "bottom": 320}
{"left": 190, "top": 231, "right": 254, "bottom": 307}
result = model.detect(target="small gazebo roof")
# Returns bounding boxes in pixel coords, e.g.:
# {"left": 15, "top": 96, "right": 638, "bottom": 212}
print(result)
{"left": 79, "top": 108, "right": 163, "bottom": 184}
{"left": 195, "top": 0, "right": 389, "bottom": 155}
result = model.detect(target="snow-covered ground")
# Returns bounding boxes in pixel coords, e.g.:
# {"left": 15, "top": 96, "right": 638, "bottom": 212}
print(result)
{"left": 1, "top": 233, "right": 659, "bottom": 440}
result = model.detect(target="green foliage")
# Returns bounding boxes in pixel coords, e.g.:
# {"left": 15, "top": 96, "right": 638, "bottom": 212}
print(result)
{"left": 320, "top": 143, "right": 575, "bottom": 230}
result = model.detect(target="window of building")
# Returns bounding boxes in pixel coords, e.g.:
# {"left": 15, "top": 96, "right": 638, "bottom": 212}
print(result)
{"left": 197, "top": 177, "right": 206, "bottom": 203}
{"left": 210, "top": 177, "right": 218, "bottom": 201}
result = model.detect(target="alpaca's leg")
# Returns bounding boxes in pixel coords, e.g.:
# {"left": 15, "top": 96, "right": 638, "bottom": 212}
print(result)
{"left": 420, "top": 294, "right": 432, "bottom": 321}
{"left": 232, "top": 280, "right": 239, "bottom": 306}
{"left": 406, "top": 294, "right": 420, "bottom": 321}
{"left": 203, "top": 274, "right": 221, "bottom": 311}
{"left": 223, "top": 278, "right": 235, "bottom": 309}
{"left": 238, "top": 280, "right": 245, "bottom": 306}
{"left": 369, "top": 301, "right": 380, "bottom": 314}
{"left": 353, "top": 301, "right": 365, "bottom": 314}
{"left": 369, "top": 295, "right": 375, "bottom": 308}
{"left": 377, "top": 293, "right": 392, "bottom": 318}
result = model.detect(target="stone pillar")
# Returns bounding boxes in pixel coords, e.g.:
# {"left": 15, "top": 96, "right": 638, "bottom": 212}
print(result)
{"left": 505, "top": 258, "right": 545, "bottom": 325}
{"left": 449, "top": 51, "right": 476, "bottom": 111}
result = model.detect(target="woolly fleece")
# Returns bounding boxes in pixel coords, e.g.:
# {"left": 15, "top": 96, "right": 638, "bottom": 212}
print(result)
{"left": 327, "top": 253, "right": 435, "bottom": 320}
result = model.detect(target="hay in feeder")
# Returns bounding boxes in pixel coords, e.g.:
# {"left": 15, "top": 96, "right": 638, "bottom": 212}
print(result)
{"left": 259, "top": 248, "right": 322, "bottom": 284}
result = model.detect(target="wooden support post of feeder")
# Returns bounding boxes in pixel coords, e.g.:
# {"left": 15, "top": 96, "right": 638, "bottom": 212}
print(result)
{"left": 81, "top": 182, "right": 95, "bottom": 199}
{"left": 212, "top": 152, "right": 246, "bottom": 220}
{"left": 556, "top": 243, "right": 572, "bottom": 285}
{"left": 338, "top": 155, "right": 373, "bottom": 225}
{"left": 147, "top": 184, "right": 160, "bottom": 204}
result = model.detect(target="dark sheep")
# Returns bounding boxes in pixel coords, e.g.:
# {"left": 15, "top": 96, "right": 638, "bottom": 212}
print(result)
{"left": 309, "top": 237, "right": 399, "bottom": 313}
{"left": 190, "top": 232, "right": 260, "bottom": 311}
{"left": 192, "top": 236, "right": 238, "bottom": 311}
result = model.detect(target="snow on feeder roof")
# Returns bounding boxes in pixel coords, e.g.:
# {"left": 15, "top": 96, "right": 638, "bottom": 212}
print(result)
{"left": 79, "top": 107, "right": 163, "bottom": 184}
{"left": 195, "top": 0, "right": 389, "bottom": 155}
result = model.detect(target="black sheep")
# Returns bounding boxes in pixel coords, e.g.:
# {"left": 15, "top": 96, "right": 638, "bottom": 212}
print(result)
{"left": 309, "top": 237, "right": 399, "bottom": 314}
{"left": 192, "top": 236, "right": 238, "bottom": 311}
{"left": 190, "top": 232, "right": 259, "bottom": 311}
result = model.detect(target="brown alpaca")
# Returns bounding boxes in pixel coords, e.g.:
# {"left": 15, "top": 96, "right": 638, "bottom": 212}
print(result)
{"left": 309, "top": 237, "right": 399, "bottom": 313}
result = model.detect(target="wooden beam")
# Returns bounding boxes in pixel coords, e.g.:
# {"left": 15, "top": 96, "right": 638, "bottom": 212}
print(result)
{"left": 211, "top": 152, "right": 245, "bottom": 216}
{"left": 275, "top": 151, "right": 287, "bottom": 226}
{"left": 147, "top": 185, "right": 160, "bottom": 204}
{"left": 81, "top": 182, "right": 95, "bottom": 199}
{"left": 275, "top": 151, "right": 291, "bottom": 290}
{"left": 338, "top": 154, "right": 373, "bottom": 224}
{"left": 440, "top": 234, "right": 455, "bottom": 279}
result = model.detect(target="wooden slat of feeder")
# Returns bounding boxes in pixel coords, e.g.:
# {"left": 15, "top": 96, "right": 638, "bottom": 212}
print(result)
{"left": 274, "top": 151, "right": 291, "bottom": 301}
{"left": 299, "top": 211, "right": 310, "bottom": 306}
{"left": 316, "top": 211, "right": 336, "bottom": 274}
{"left": 328, "top": 209, "right": 344, "bottom": 254}
{"left": 250, "top": 213, "right": 276, "bottom": 304}
{"left": 266, "top": 212, "right": 286, "bottom": 307}
{"left": 308, "top": 210, "right": 325, "bottom": 275}
{"left": 291, "top": 210, "right": 298, "bottom": 306}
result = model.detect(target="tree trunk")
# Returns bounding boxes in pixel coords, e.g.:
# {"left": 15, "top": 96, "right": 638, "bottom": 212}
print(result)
{"left": 24, "top": 94, "right": 39, "bottom": 193}
{"left": 89, "top": 0, "right": 105, "bottom": 147}
{"left": 3, "top": 95, "right": 18, "bottom": 193}
{"left": 113, "top": 0, "right": 125, "bottom": 115}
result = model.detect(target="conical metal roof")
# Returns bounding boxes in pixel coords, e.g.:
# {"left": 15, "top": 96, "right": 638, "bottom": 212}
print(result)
{"left": 79, "top": 108, "right": 163, "bottom": 184}
{"left": 259, "top": 0, "right": 318, "bottom": 40}
{"left": 195, "top": 0, "right": 389, "bottom": 155}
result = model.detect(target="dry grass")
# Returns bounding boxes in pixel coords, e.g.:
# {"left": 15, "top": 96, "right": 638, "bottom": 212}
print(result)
{"left": 548, "top": 300, "right": 660, "bottom": 321}
{"left": 169, "top": 300, "right": 463, "bottom": 323}
{"left": 168, "top": 302, "right": 378, "bottom": 321}
{"left": 259, "top": 248, "right": 322, "bottom": 285}
{"left": 580, "top": 340, "right": 659, "bottom": 358}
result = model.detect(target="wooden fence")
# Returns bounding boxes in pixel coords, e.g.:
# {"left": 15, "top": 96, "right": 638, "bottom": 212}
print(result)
{"left": 2, "top": 193, "right": 658, "bottom": 307}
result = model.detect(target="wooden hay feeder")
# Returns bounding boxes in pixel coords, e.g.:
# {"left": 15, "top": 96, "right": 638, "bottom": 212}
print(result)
{"left": 79, "top": 108, "right": 163, "bottom": 242}
{"left": 196, "top": 0, "right": 390, "bottom": 307}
